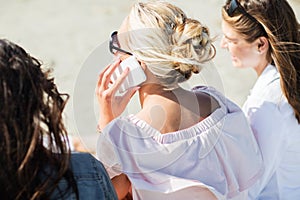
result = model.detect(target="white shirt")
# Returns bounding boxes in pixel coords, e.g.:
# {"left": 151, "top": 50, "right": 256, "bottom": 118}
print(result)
{"left": 97, "top": 86, "right": 263, "bottom": 200}
{"left": 244, "top": 65, "right": 300, "bottom": 199}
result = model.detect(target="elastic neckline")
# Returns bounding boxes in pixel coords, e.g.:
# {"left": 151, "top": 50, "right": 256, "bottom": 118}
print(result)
{"left": 126, "top": 86, "right": 228, "bottom": 143}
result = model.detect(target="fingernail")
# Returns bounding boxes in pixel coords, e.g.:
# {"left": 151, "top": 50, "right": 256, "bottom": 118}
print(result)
{"left": 134, "top": 86, "right": 141, "bottom": 92}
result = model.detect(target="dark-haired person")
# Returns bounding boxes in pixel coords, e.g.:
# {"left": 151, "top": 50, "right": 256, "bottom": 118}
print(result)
{"left": 96, "top": 1, "right": 264, "bottom": 199}
{"left": 0, "top": 39, "right": 117, "bottom": 200}
{"left": 221, "top": 0, "right": 300, "bottom": 199}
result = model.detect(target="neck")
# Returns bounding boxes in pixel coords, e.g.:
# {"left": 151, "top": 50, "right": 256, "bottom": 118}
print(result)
{"left": 254, "top": 55, "right": 271, "bottom": 76}
{"left": 137, "top": 83, "right": 185, "bottom": 133}
{"left": 138, "top": 83, "right": 178, "bottom": 108}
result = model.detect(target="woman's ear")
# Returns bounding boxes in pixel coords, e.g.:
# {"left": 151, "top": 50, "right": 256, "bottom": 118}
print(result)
{"left": 257, "top": 36, "right": 269, "bottom": 53}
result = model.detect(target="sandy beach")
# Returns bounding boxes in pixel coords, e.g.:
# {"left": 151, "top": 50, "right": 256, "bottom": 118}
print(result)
{"left": 1, "top": 0, "right": 299, "bottom": 151}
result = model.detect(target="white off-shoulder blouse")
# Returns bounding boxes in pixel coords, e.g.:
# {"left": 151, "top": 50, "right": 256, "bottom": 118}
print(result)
{"left": 97, "top": 86, "right": 264, "bottom": 200}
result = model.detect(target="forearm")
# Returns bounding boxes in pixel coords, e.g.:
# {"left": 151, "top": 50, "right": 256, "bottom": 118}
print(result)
{"left": 111, "top": 174, "right": 132, "bottom": 200}
{"left": 98, "top": 112, "right": 114, "bottom": 131}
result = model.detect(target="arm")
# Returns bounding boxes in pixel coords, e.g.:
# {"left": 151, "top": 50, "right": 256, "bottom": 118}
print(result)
{"left": 245, "top": 102, "right": 288, "bottom": 198}
{"left": 111, "top": 174, "right": 132, "bottom": 200}
{"left": 95, "top": 59, "right": 139, "bottom": 130}
{"left": 96, "top": 60, "right": 137, "bottom": 199}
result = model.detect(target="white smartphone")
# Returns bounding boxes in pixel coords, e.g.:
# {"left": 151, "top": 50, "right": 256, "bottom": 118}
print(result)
{"left": 111, "top": 56, "right": 146, "bottom": 93}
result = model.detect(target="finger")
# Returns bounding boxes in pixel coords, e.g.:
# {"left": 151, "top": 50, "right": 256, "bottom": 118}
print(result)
{"left": 97, "top": 59, "right": 121, "bottom": 91}
{"left": 102, "top": 59, "right": 122, "bottom": 86}
{"left": 98, "top": 58, "right": 119, "bottom": 81}
{"left": 110, "top": 67, "right": 130, "bottom": 94}
{"left": 96, "top": 59, "right": 120, "bottom": 97}
{"left": 98, "top": 58, "right": 120, "bottom": 84}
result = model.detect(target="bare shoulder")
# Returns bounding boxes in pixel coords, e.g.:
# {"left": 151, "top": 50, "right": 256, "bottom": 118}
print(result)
{"left": 175, "top": 88, "right": 220, "bottom": 120}
{"left": 193, "top": 90, "right": 220, "bottom": 119}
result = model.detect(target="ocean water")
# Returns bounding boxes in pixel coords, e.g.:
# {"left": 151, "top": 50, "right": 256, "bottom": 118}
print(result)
{"left": 1, "top": 0, "right": 299, "bottom": 151}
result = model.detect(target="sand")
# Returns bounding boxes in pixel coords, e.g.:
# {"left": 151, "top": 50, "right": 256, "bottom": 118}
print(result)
{"left": 1, "top": 0, "right": 299, "bottom": 151}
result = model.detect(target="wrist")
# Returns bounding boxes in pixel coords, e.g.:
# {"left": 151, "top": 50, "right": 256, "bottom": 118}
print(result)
{"left": 98, "top": 115, "right": 115, "bottom": 131}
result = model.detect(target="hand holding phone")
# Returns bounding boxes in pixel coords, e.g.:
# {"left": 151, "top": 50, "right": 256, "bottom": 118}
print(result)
{"left": 111, "top": 56, "right": 146, "bottom": 93}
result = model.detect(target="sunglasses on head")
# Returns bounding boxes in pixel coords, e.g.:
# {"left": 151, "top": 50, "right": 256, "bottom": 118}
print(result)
{"left": 109, "top": 31, "right": 132, "bottom": 55}
{"left": 224, "top": 0, "right": 259, "bottom": 25}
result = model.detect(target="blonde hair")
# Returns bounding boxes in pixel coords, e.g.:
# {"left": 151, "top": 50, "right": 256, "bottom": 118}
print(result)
{"left": 119, "top": 1, "right": 216, "bottom": 88}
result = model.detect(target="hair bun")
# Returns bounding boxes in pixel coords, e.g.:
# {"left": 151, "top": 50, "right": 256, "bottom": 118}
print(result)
{"left": 170, "top": 18, "right": 215, "bottom": 82}
{"left": 125, "top": 1, "right": 216, "bottom": 88}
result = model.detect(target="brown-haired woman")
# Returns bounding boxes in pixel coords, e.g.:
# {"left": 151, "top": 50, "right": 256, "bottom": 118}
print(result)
{"left": 0, "top": 39, "right": 117, "bottom": 200}
{"left": 221, "top": 0, "right": 300, "bottom": 199}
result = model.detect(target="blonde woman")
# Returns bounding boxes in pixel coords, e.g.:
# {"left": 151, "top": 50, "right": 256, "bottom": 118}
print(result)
{"left": 221, "top": 0, "right": 300, "bottom": 199}
{"left": 96, "top": 1, "right": 263, "bottom": 199}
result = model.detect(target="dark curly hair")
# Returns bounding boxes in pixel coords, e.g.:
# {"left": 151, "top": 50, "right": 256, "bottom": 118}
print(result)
{"left": 0, "top": 39, "right": 78, "bottom": 199}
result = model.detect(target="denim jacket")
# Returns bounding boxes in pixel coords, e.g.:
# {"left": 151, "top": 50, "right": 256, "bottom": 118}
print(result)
{"left": 51, "top": 152, "right": 117, "bottom": 200}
